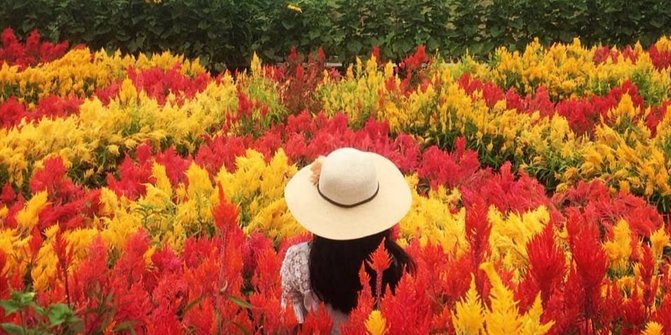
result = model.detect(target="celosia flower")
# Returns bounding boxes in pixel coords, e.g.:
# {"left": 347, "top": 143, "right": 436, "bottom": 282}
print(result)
{"left": 367, "top": 239, "right": 391, "bottom": 304}
{"left": 642, "top": 321, "right": 664, "bottom": 335}
{"left": 650, "top": 228, "right": 670, "bottom": 261}
{"left": 526, "top": 221, "right": 565, "bottom": 304}
{"left": 603, "top": 219, "right": 633, "bottom": 272}
{"left": 14, "top": 190, "right": 48, "bottom": 234}
{"left": 365, "top": 310, "right": 387, "bottom": 335}
{"left": 451, "top": 277, "right": 484, "bottom": 335}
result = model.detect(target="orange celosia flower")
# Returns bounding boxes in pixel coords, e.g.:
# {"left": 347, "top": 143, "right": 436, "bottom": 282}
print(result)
{"left": 367, "top": 240, "right": 392, "bottom": 274}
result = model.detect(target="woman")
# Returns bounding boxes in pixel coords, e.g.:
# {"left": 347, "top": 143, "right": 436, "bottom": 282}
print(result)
{"left": 281, "top": 147, "right": 416, "bottom": 333}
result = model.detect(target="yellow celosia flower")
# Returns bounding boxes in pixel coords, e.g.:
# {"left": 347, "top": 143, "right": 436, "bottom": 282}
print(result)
{"left": 31, "top": 225, "right": 60, "bottom": 292}
{"left": 245, "top": 199, "right": 301, "bottom": 241}
{"left": 1, "top": 72, "right": 237, "bottom": 189}
{"left": 480, "top": 262, "right": 554, "bottom": 335}
{"left": 642, "top": 321, "right": 664, "bottom": 335}
{"left": 65, "top": 228, "right": 99, "bottom": 266}
{"left": 650, "top": 228, "right": 670, "bottom": 261}
{"left": 152, "top": 163, "right": 173, "bottom": 197}
{"left": 99, "top": 187, "right": 119, "bottom": 216}
{"left": 603, "top": 219, "right": 632, "bottom": 272}
{"left": 480, "top": 262, "right": 522, "bottom": 334}
{"left": 101, "top": 210, "right": 142, "bottom": 251}
{"left": 488, "top": 206, "right": 549, "bottom": 276}
{"left": 519, "top": 295, "right": 554, "bottom": 335}
{"left": 107, "top": 144, "right": 120, "bottom": 156}
{"left": 0, "top": 206, "right": 8, "bottom": 221}
{"left": 16, "top": 191, "right": 49, "bottom": 234}
{"left": 365, "top": 310, "right": 387, "bottom": 335}
{"left": 185, "top": 163, "right": 213, "bottom": 199}
{"left": 0, "top": 229, "right": 32, "bottom": 277}
{"left": 400, "top": 180, "right": 466, "bottom": 254}
{"left": 251, "top": 52, "right": 262, "bottom": 76}
{"left": 452, "top": 277, "right": 484, "bottom": 335}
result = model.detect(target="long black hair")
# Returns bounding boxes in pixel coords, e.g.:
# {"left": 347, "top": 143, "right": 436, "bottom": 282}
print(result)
{"left": 308, "top": 228, "right": 415, "bottom": 314}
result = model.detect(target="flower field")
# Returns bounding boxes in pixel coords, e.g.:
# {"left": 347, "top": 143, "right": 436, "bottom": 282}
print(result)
{"left": 1, "top": 27, "right": 671, "bottom": 334}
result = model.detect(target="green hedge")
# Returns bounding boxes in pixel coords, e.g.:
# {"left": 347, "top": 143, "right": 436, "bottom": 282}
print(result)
{"left": 2, "top": 0, "right": 671, "bottom": 70}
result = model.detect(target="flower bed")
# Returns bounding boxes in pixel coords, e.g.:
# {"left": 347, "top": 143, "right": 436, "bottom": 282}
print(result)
{"left": 1, "top": 29, "right": 671, "bottom": 334}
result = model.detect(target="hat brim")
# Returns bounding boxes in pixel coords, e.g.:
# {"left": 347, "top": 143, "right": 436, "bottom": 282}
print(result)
{"left": 284, "top": 152, "right": 412, "bottom": 240}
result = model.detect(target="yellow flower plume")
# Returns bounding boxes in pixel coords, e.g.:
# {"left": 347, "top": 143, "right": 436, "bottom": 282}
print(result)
{"left": 365, "top": 310, "right": 387, "bottom": 335}
{"left": 452, "top": 276, "right": 484, "bottom": 335}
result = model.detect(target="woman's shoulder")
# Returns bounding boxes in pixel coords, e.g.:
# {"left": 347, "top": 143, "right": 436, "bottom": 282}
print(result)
{"left": 281, "top": 241, "right": 312, "bottom": 291}
{"left": 284, "top": 241, "right": 311, "bottom": 260}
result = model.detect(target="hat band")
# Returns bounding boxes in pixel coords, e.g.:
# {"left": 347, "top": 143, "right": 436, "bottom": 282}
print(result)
{"left": 317, "top": 183, "right": 380, "bottom": 208}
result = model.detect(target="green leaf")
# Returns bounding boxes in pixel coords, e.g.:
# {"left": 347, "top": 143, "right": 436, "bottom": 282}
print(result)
{"left": 346, "top": 40, "right": 362, "bottom": 54}
{"left": 227, "top": 295, "right": 253, "bottom": 309}
{"left": 13, "top": 292, "right": 36, "bottom": 305}
{"left": 0, "top": 300, "right": 21, "bottom": 315}
{"left": 47, "top": 304, "right": 73, "bottom": 326}
{"left": 1, "top": 323, "right": 25, "bottom": 335}
{"left": 231, "top": 321, "right": 252, "bottom": 335}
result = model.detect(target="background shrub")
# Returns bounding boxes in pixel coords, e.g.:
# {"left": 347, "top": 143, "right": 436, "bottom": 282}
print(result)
{"left": 2, "top": 0, "right": 671, "bottom": 70}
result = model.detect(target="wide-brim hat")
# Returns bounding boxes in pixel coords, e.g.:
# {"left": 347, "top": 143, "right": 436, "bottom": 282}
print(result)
{"left": 284, "top": 147, "right": 412, "bottom": 240}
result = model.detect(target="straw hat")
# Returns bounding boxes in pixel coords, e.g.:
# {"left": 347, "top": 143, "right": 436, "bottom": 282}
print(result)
{"left": 284, "top": 147, "right": 412, "bottom": 240}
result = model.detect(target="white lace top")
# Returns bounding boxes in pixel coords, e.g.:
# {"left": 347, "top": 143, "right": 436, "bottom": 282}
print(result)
{"left": 280, "top": 242, "right": 348, "bottom": 334}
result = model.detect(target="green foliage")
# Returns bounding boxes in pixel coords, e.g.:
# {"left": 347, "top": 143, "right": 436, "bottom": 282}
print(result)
{"left": 1, "top": 0, "right": 671, "bottom": 70}
{"left": 0, "top": 291, "right": 83, "bottom": 335}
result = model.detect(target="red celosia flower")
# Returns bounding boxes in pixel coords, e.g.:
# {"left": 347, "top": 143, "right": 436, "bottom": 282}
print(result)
{"left": 380, "top": 272, "right": 433, "bottom": 334}
{"left": 555, "top": 180, "right": 662, "bottom": 238}
{"left": 457, "top": 74, "right": 506, "bottom": 108}
{"left": 213, "top": 183, "right": 240, "bottom": 238}
{"left": 0, "top": 97, "right": 27, "bottom": 128}
{"left": 30, "top": 156, "right": 84, "bottom": 202}
{"left": 368, "top": 241, "right": 392, "bottom": 274}
{"left": 465, "top": 197, "right": 491, "bottom": 267}
{"left": 593, "top": 46, "right": 621, "bottom": 64}
{"left": 30, "top": 94, "right": 82, "bottom": 122}
{"left": 242, "top": 232, "right": 274, "bottom": 277}
{"left": 526, "top": 221, "right": 565, "bottom": 304}
{"left": 154, "top": 147, "right": 191, "bottom": 186}
{"left": 1, "top": 195, "right": 24, "bottom": 229}
{"left": 401, "top": 45, "right": 428, "bottom": 73}
{"left": 52, "top": 229, "right": 73, "bottom": 304}
{"left": 650, "top": 44, "right": 671, "bottom": 70}
{"left": 566, "top": 208, "right": 609, "bottom": 329}
{"left": 0, "top": 183, "right": 16, "bottom": 204}
{"left": 417, "top": 138, "right": 480, "bottom": 190}
{"left": 0, "top": 250, "right": 7, "bottom": 299}
{"left": 94, "top": 81, "right": 121, "bottom": 105}
{"left": 371, "top": 46, "right": 381, "bottom": 62}
{"left": 299, "top": 305, "right": 334, "bottom": 334}
{"left": 0, "top": 28, "right": 68, "bottom": 68}
{"left": 652, "top": 294, "right": 671, "bottom": 333}
{"left": 542, "top": 267, "right": 581, "bottom": 335}
{"left": 367, "top": 240, "right": 392, "bottom": 304}
{"left": 620, "top": 281, "right": 646, "bottom": 333}
{"left": 182, "top": 297, "right": 217, "bottom": 334}
{"left": 340, "top": 264, "right": 375, "bottom": 335}
{"left": 39, "top": 190, "right": 101, "bottom": 231}
{"left": 127, "top": 65, "right": 210, "bottom": 105}
{"left": 195, "top": 135, "right": 250, "bottom": 174}
{"left": 106, "top": 156, "right": 154, "bottom": 200}
{"left": 646, "top": 101, "right": 671, "bottom": 136}
{"left": 28, "top": 227, "right": 43, "bottom": 256}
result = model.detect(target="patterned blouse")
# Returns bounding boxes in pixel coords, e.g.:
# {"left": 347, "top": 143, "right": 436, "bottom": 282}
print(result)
{"left": 280, "top": 241, "right": 348, "bottom": 334}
